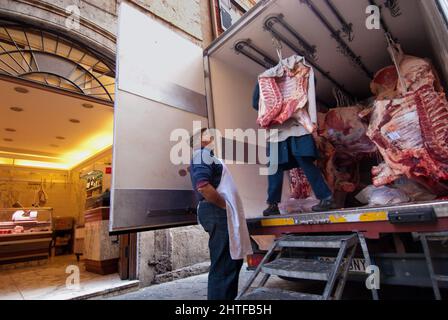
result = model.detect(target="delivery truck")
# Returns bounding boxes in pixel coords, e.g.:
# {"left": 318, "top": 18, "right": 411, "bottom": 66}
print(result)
{"left": 111, "top": 0, "right": 448, "bottom": 298}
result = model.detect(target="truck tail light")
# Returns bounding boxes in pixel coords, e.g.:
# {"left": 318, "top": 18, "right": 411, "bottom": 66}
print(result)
{"left": 246, "top": 253, "right": 265, "bottom": 269}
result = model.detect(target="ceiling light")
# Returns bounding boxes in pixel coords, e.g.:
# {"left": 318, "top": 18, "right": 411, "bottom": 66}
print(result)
{"left": 56, "top": 136, "right": 66, "bottom": 140}
{"left": 3, "top": 138, "right": 13, "bottom": 142}
{"left": 69, "top": 119, "right": 80, "bottom": 123}
{"left": 5, "top": 128, "right": 16, "bottom": 132}
{"left": 82, "top": 103, "right": 94, "bottom": 109}
{"left": 10, "top": 107, "right": 24, "bottom": 112}
{"left": 0, "top": 157, "right": 14, "bottom": 165}
{"left": 13, "top": 159, "right": 69, "bottom": 170}
{"left": 14, "top": 87, "right": 29, "bottom": 94}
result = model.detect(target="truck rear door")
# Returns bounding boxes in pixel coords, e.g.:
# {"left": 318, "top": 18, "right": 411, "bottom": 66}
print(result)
{"left": 110, "top": 2, "right": 208, "bottom": 233}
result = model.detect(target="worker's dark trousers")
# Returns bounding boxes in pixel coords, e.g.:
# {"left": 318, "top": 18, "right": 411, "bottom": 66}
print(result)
{"left": 268, "top": 156, "right": 332, "bottom": 204}
{"left": 197, "top": 201, "right": 244, "bottom": 300}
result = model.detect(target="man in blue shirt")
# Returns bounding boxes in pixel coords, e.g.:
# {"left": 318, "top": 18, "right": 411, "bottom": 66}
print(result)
{"left": 189, "top": 128, "right": 244, "bottom": 300}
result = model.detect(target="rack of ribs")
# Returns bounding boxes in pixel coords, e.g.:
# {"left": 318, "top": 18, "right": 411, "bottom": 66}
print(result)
{"left": 258, "top": 61, "right": 313, "bottom": 132}
{"left": 367, "top": 85, "right": 448, "bottom": 194}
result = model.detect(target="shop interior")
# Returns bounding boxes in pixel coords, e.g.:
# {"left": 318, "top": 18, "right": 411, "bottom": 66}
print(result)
{"left": 0, "top": 24, "right": 138, "bottom": 299}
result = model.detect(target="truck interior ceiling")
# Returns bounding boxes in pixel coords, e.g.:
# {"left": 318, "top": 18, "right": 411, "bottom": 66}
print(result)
{"left": 205, "top": 0, "right": 448, "bottom": 217}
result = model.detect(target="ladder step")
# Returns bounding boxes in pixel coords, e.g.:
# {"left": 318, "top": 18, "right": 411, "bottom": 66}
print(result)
{"left": 419, "top": 232, "right": 448, "bottom": 241}
{"left": 239, "top": 287, "right": 324, "bottom": 300}
{"left": 262, "top": 258, "right": 339, "bottom": 281}
{"left": 435, "top": 275, "right": 448, "bottom": 282}
{"left": 277, "top": 235, "right": 357, "bottom": 248}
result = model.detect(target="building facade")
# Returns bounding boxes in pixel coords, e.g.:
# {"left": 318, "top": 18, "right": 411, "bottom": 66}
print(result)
{"left": 0, "top": 0, "right": 239, "bottom": 287}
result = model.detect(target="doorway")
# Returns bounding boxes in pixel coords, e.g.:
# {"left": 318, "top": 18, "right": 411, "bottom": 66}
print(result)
{"left": 0, "top": 22, "right": 137, "bottom": 299}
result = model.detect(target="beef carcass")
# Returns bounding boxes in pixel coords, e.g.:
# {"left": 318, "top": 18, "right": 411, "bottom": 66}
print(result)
{"left": 289, "top": 109, "right": 367, "bottom": 198}
{"left": 367, "top": 85, "right": 448, "bottom": 194}
{"left": 289, "top": 168, "right": 312, "bottom": 199}
{"left": 322, "top": 106, "right": 377, "bottom": 165}
{"left": 258, "top": 55, "right": 314, "bottom": 132}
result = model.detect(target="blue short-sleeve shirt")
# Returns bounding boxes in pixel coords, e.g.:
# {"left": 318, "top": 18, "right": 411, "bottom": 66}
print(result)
{"left": 190, "top": 148, "right": 223, "bottom": 201}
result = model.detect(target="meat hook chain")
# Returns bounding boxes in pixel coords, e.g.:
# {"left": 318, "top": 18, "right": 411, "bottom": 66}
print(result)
{"left": 300, "top": 0, "right": 373, "bottom": 79}
{"left": 385, "top": 32, "right": 407, "bottom": 93}
{"left": 272, "top": 36, "right": 284, "bottom": 64}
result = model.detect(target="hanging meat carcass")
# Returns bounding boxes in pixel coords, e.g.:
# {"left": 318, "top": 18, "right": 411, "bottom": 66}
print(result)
{"left": 321, "top": 106, "right": 377, "bottom": 165}
{"left": 367, "top": 48, "right": 448, "bottom": 195}
{"left": 367, "top": 85, "right": 448, "bottom": 194}
{"left": 289, "top": 136, "right": 358, "bottom": 198}
{"left": 257, "top": 55, "right": 315, "bottom": 132}
{"left": 289, "top": 109, "right": 365, "bottom": 199}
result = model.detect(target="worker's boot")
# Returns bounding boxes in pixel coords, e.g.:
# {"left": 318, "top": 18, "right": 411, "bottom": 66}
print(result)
{"left": 312, "top": 197, "right": 337, "bottom": 212}
{"left": 263, "top": 204, "right": 280, "bottom": 217}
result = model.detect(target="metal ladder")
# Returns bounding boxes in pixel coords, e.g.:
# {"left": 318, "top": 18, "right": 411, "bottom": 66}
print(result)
{"left": 237, "top": 234, "right": 361, "bottom": 300}
{"left": 418, "top": 232, "right": 448, "bottom": 300}
{"left": 237, "top": 233, "right": 379, "bottom": 300}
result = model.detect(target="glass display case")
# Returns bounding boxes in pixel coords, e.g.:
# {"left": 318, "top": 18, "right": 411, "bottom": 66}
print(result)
{"left": 0, "top": 208, "right": 53, "bottom": 236}
{"left": 0, "top": 208, "right": 53, "bottom": 265}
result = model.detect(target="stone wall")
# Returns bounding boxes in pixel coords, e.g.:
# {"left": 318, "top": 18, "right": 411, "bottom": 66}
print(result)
{"left": 133, "top": 0, "right": 202, "bottom": 40}
{"left": 0, "top": 0, "right": 117, "bottom": 57}
{"left": 0, "top": 0, "right": 214, "bottom": 56}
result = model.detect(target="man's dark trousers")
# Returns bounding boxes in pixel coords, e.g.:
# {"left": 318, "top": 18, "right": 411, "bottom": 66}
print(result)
{"left": 267, "top": 136, "right": 332, "bottom": 204}
{"left": 197, "top": 201, "right": 244, "bottom": 300}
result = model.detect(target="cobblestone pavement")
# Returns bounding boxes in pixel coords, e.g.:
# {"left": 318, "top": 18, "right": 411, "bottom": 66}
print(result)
{"left": 104, "top": 265, "right": 443, "bottom": 300}
{"left": 105, "top": 266, "right": 308, "bottom": 300}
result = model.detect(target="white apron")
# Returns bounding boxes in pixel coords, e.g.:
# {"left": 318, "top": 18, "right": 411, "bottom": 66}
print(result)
{"left": 216, "top": 158, "right": 253, "bottom": 260}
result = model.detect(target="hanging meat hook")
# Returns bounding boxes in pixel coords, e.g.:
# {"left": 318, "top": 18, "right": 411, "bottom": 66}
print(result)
{"left": 272, "top": 36, "right": 284, "bottom": 66}
{"left": 385, "top": 32, "right": 407, "bottom": 93}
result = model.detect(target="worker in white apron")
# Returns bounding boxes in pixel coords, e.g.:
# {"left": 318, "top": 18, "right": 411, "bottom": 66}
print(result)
{"left": 189, "top": 128, "right": 253, "bottom": 300}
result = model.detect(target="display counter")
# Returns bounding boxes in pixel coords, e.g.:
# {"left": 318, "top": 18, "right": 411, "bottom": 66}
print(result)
{"left": 0, "top": 208, "right": 53, "bottom": 265}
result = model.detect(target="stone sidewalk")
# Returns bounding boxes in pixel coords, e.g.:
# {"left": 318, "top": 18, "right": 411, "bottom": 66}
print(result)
{"left": 104, "top": 266, "right": 326, "bottom": 300}
{"left": 102, "top": 265, "right": 441, "bottom": 300}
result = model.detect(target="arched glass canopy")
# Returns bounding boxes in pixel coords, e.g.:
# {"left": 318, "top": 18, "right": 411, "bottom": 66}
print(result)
{"left": 0, "top": 23, "right": 115, "bottom": 103}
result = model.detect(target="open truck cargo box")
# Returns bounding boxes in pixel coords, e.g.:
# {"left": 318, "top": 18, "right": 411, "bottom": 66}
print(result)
{"left": 111, "top": 0, "right": 448, "bottom": 233}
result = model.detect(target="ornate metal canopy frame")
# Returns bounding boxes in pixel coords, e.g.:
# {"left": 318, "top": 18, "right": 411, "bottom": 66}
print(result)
{"left": 0, "top": 21, "right": 115, "bottom": 103}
